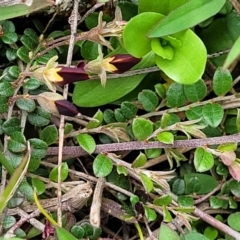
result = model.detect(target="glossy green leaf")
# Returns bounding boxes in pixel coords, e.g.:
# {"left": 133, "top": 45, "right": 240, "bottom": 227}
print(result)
{"left": 27, "top": 106, "right": 51, "bottom": 127}
{"left": 120, "top": 101, "right": 138, "bottom": 119}
{"left": 155, "top": 30, "right": 207, "bottom": 84}
{"left": 1, "top": 32, "right": 18, "bottom": 44}
{"left": 157, "top": 132, "right": 174, "bottom": 144}
{"left": 2, "top": 117, "right": 21, "bottom": 135}
{"left": 166, "top": 83, "right": 186, "bottom": 107}
{"left": 114, "top": 108, "right": 127, "bottom": 122}
{"left": 172, "top": 179, "right": 185, "bottom": 195}
{"left": 145, "top": 148, "right": 162, "bottom": 159}
{"left": 154, "top": 195, "right": 172, "bottom": 206}
{"left": 158, "top": 223, "right": 180, "bottom": 240}
{"left": 17, "top": 46, "right": 30, "bottom": 63}
{"left": 0, "top": 81, "right": 14, "bottom": 97}
{"left": 223, "top": 35, "right": 240, "bottom": 70}
{"left": 132, "top": 152, "right": 147, "bottom": 168}
{"left": 55, "top": 225, "right": 77, "bottom": 240}
{"left": 7, "top": 131, "right": 26, "bottom": 153}
{"left": 93, "top": 154, "right": 113, "bottom": 177}
{"left": 31, "top": 178, "right": 45, "bottom": 195}
{"left": 140, "top": 173, "right": 153, "bottom": 192}
{"left": 229, "top": 180, "right": 240, "bottom": 198}
{"left": 23, "top": 78, "right": 41, "bottom": 90}
{"left": 103, "top": 109, "right": 116, "bottom": 123}
{"left": 73, "top": 51, "right": 155, "bottom": 107}
{"left": 204, "top": 226, "right": 218, "bottom": 240}
{"left": 49, "top": 163, "right": 69, "bottom": 182}
{"left": 81, "top": 41, "right": 98, "bottom": 60}
{"left": 202, "top": 103, "right": 224, "bottom": 127}
{"left": 210, "top": 196, "right": 224, "bottom": 209}
{"left": 184, "top": 79, "right": 207, "bottom": 102}
{"left": 144, "top": 207, "right": 157, "bottom": 222}
{"left": 132, "top": 118, "right": 153, "bottom": 141}
{"left": 178, "top": 195, "right": 194, "bottom": 207}
{"left": 163, "top": 205, "right": 172, "bottom": 222}
{"left": 0, "top": 20, "right": 15, "bottom": 32}
{"left": 77, "top": 133, "right": 96, "bottom": 154}
{"left": 20, "top": 28, "right": 39, "bottom": 50}
{"left": 155, "top": 83, "right": 166, "bottom": 98}
{"left": 40, "top": 125, "right": 58, "bottom": 145}
{"left": 86, "top": 109, "right": 103, "bottom": 129}
{"left": 6, "top": 48, "right": 17, "bottom": 61}
{"left": 138, "top": 89, "right": 159, "bottom": 112}
{"left": 123, "top": 12, "right": 164, "bottom": 58}
{"left": 2, "top": 216, "right": 16, "bottom": 230}
{"left": 148, "top": 0, "right": 226, "bottom": 38}
{"left": 2, "top": 65, "right": 20, "bottom": 82}
{"left": 16, "top": 98, "right": 36, "bottom": 112}
{"left": 194, "top": 147, "right": 214, "bottom": 172}
{"left": 213, "top": 67, "right": 232, "bottom": 96}
{"left": 184, "top": 173, "right": 218, "bottom": 194}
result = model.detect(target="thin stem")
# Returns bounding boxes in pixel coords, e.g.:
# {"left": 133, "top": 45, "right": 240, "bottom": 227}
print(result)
{"left": 47, "top": 133, "right": 240, "bottom": 156}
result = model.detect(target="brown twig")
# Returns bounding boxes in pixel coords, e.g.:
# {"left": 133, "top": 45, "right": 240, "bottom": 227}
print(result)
{"left": 47, "top": 134, "right": 240, "bottom": 156}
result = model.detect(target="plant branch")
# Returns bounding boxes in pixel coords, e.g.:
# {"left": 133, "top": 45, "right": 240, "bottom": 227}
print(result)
{"left": 47, "top": 133, "right": 240, "bottom": 156}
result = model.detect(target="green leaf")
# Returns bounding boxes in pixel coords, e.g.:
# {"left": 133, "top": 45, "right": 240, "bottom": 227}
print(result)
{"left": 155, "top": 83, "right": 166, "bottom": 98}
{"left": 17, "top": 46, "right": 30, "bottom": 63}
{"left": 40, "top": 125, "right": 58, "bottom": 145}
{"left": 184, "top": 173, "right": 218, "bottom": 194}
{"left": 77, "top": 133, "right": 96, "bottom": 154}
{"left": 158, "top": 223, "right": 180, "bottom": 240}
{"left": 2, "top": 32, "right": 18, "bottom": 44}
{"left": 107, "top": 169, "right": 130, "bottom": 190}
{"left": 31, "top": 178, "right": 45, "bottom": 195}
{"left": 29, "top": 138, "right": 48, "bottom": 159}
{"left": 64, "top": 123, "right": 73, "bottom": 134}
{"left": 0, "top": 96, "right": 8, "bottom": 113}
{"left": 223, "top": 35, "right": 240, "bottom": 70}
{"left": 123, "top": 12, "right": 164, "bottom": 58}
{"left": 184, "top": 232, "right": 209, "bottom": 240}
{"left": 1, "top": 20, "right": 15, "bottom": 32}
{"left": 2, "top": 65, "right": 20, "bottom": 82}
{"left": 103, "top": 109, "right": 116, "bottom": 123}
{"left": 155, "top": 30, "right": 207, "bottom": 84}
{"left": 132, "top": 118, "right": 153, "bottom": 141}
{"left": 132, "top": 152, "right": 147, "bottom": 168}
{"left": 202, "top": 103, "right": 224, "bottom": 127}
{"left": 184, "top": 79, "right": 207, "bottom": 102}
{"left": 213, "top": 67, "right": 233, "bottom": 96}
{"left": 16, "top": 98, "right": 36, "bottom": 112}
{"left": 194, "top": 147, "right": 214, "bottom": 172}
{"left": 163, "top": 205, "right": 172, "bottom": 222}
{"left": 204, "top": 226, "right": 218, "bottom": 240}
{"left": 7, "top": 131, "right": 26, "bottom": 153}
{"left": 154, "top": 195, "right": 172, "bottom": 206}
{"left": 114, "top": 108, "right": 127, "bottom": 122}
{"left": 93, "top": 154, "right": 113, "bottom": 177}
{"left": 6, "top": 48, "right": 17, "bottom": 61}
{"left": 71, "top": 226, "right": 84, "bottom": 239}
{"left": 116, "top": 165, "right": 128, "bottom": 176}
{"left": 86, "top": 109, "right": 103, "bottom": 129}
{"left": 144, "top": 206, "right": 157, "bottom": 221}
{"left": 28, "top": 106, "right": 51, "bottom": 127}
{"left": 3, "top": 216, "right": 16, "bottom": 230}
{"left": 140, "top": 173, "right": 153, "bottom": 192}
{"left": 2, "top": 117, "right": 21, "bottom": 135}
{"left": 73, "top": 51, "right": 155, "bottom": 107}
{"left": 166, "top": 83, "right": 186, "bottom": 107}
{"left": 148, "top": 0, "right": 226, "bottom": 38}
{"left": 49, "top": 163, "right": 69, "bottom": 182}
{"left": 23, "top": 78, "right": 41, "bottom": 90}
{"left": 210, "top": 196, "right": 224, "bottom": 209}
{"left": 172, "top": 179, "right": 185, "bottom": 195}
{"left": 20, "top": 28, "right": 38, "bottom": 50}
{"left": 0, "top": 81, "right": 14, "bottom": 97}
{"left": 178, "top": 195, "right": 194, "bottom": 207}
{"left": 81, "top": 41, "right": 98, "bottom": 60}
{"left": 55, "top": 225, "right": 77, "bottom": 240}
{"left": 157, "top": 132, "right": 174, "bottom": 144}
{"left": 138, "top": 90, "right": 159, "bottom": 112}
{"left": 145, "top": 148, "right": 162, "bottom": 159}
{"left": 120, "top": 101, "right": 138, "bottom": 119}
{"left": 229, "top": 180, "right": 240, "bottom": 198}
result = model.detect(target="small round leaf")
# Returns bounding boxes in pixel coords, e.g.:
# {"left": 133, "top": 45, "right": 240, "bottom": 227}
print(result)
{"left": 49, "top": 163, "right": 69, "bottom": 182}
{"left": 184, "top": 79, "right": 207, "bottom": 102}
{"left": 93, "top": 154, "right": 113, "bottom": 177}
{"left": 138, "top": 89, "right": 159, "bottom": 112}
{"left": 166, "top": 83, "right": 186, "bottom": 107}
{"left": 77, "top": 133, "right": 96, "bottom": 154}
{"left": 40, "top": 125, "right": 58, "bottom": 145}
{"left": 194, "top": 147, "right": 214, "bottom": 172}
{"left": 132, "top": 118, "right": 153, "bottom": 141}
{"left": 157, "top": 132, "right": 174, "bottom": 144}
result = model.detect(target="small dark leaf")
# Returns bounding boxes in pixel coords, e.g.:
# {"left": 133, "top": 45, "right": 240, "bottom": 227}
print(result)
{"left": 17, "top": 46, "right": 30, "bottom": 63}
{"left": 138, "top": 89, "right": 159, "bottom": 112}
{"left": 166, "top": 83, "right": 186, "bottom": 107}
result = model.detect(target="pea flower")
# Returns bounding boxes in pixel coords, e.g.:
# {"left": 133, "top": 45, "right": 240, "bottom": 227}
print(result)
{"left": 33, "top": 56, "right": 89, "bottom": 92}
{"left": 84, "top": 45, "right": 141, "bottom": 87}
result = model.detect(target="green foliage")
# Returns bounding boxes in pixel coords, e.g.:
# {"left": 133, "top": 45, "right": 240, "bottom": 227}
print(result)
{"left": 77, "top": 133, "right": 96, "bottom": 154}
{"left": 93, "top": 154, "right": 113, "bottom": 177}
{"left": 49, "top": 163, "right": 69, "bottom": 182}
